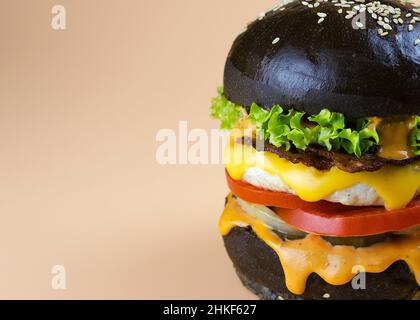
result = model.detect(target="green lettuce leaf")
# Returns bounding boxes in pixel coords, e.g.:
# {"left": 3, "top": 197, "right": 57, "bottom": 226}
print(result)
{"left": 249, "top": 104, "right": 379, "bottom": 157}
{"left": 410, "top": 116, "right": 420, "bottom": 155}
{"left": 211, "top": 88, "right": 380, "bottom": 157}
{"left": 210, "top": 87, "right": 242, "bottom": 130}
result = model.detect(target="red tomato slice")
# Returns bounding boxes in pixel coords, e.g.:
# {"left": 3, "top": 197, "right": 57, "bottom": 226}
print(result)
{"left": 274, "top": 202, "right": 420, "bottom": 237}
{"left": 226, "top": 170, "right": 342, "bottom": 210}
{"left": 226, "top": 171, "right": 420, "bottom": 236}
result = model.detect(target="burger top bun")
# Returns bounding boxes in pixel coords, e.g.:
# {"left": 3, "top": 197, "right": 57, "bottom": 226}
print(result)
{"left": 224, "top": 0, "right": 420, "bottom": 118}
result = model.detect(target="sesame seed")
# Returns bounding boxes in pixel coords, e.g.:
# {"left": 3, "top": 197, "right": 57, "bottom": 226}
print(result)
{"left": 378, "top": 28, "right": 388, "bottom": 37}
{"left": 293, "top": 0, "right": 414, "bottom": 44}
{"left": 323, "top": 293, "right": 331, "bottom": 299}
{"left": 383, "top": 23, "right": 392, "bottom": 31}
{"left": 272, "top": 37, "right": 280, "bottom": 44}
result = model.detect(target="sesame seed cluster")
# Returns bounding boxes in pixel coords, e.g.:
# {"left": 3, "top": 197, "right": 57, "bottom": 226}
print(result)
{"left": 245, "top": 0, "right": 420, "bottom": 47}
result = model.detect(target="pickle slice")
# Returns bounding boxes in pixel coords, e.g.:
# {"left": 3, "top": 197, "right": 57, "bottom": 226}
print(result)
{"left": 322, "top": 234, "right": 390, "bottom": 248}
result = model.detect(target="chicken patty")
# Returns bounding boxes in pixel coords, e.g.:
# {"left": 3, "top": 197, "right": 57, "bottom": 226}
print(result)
{"left": 243, "top": 167, "right": 420, "bottom": 207}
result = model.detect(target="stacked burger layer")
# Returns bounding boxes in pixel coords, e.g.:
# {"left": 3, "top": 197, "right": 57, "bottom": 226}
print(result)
{"left": 212, "top": 0, "right": 420, "bottom": 300}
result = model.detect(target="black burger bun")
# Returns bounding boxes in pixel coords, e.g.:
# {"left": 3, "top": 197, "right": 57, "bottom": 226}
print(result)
{"left": 223, "top": 227, "right": 419, "bottom": 300}
{"left": 224, "top": 0, "right": 420, "bottom": 118}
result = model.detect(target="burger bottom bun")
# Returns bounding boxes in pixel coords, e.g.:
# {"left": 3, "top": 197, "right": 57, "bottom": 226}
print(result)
{"left": 223, "top": 227, "right": 419, "bottom": 300}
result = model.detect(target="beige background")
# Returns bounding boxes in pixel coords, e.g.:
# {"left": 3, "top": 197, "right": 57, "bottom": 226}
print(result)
{"left": 0, "top": 0, "right": 279, "bottom": 299}
{"left": 0, "top": 0, "right": 418, "bottom": 300}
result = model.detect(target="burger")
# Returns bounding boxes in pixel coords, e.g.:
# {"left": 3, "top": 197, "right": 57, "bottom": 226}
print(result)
{"left": 211, "top": 0, "right": 420, "bottom": 300}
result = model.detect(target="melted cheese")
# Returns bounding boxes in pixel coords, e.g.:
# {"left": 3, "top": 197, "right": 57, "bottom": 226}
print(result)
{"left": 219, "top": 196, "right": 420, "bottom": 295}
{"left": 376, "top": 116, "right": 417, "bottom": 160}
{"left": 225, "top": 139, "right": 420, "bottom": 210}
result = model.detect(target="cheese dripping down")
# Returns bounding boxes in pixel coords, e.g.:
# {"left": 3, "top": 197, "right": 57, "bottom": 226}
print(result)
{"left": 219, "top": 196, "right": 420, "bottom": 295}
{"left": 373, "top": 116, "right": 417, "bottom": 161}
